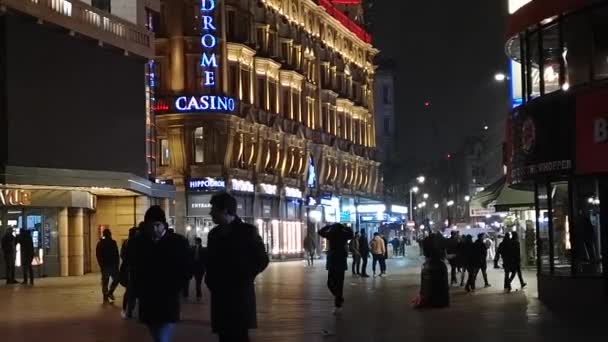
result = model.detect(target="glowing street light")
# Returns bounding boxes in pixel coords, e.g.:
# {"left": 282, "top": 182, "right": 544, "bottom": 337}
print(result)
{"left": 464, "top": 195, "right": 471, "bottom": 202}
{"left": 447, "top": 200, "right": 455, "bottom": 207}
{"left": 494, "top": 73, "right": 507, "bottom": 82}
{"left": 416, "top": 176, "right": 426, "bottom": 184}
{"left": 434, "top": 203, "right": 439, "bottom": 209}
{"left": 423, "top": 193, "right": 429, "bottom": 200}
{"left": 411, "top": 186, "right": 420, "bottom": 193}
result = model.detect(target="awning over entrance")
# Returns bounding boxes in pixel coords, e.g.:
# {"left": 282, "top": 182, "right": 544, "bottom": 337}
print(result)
{"left": 470, "top": 177, "right": 534, "bottom": 216}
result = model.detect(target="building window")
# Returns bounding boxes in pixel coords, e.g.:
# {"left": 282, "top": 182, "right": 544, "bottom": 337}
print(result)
{"left": 573, "top": 178, "right": 602, "bottom": 276}
{"left": 384, "top": 117, "right": 390, "bottom": 136}
{"left": 194, "top": 127, "right": 204, "bottom": 164}
{"left": 241, "top": 68, "right": 251, "bottom": 103}
{"left": 92, "top": 0, "right": 111, "bottom": 12}
{"left": 228, "top": 63, "right": 239, "bottom": 98}
{"left": 160, "top": 139, "right": 170, "bottom": 166}
{"left": 550, "top": 181, "right": 572, "bottom": 275}
{"left": 592, "top": 6, "right": 608, "bottom": 80}
{"left": 382, "top": 84, "right": 391, "bottom": 104}
{"left": 322, "top": 105, "right": 329, "bottom": 132}
{"left": 282, "top": 88, "right": 291, "bottom": 118}
{"left": 269, "top": 80, "right": 278, "bottom": 114}
{"left": 563, "top": 12, "right": 592, "bottom": 87}
{"left": 257, "top": 78, "right": 266, "bottom": 110}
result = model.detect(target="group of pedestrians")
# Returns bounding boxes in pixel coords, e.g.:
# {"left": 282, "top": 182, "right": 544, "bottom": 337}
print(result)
{"left": 495, "top": 231, "right": 527, "bottom": 292}
{"left": 94, "top": 193, "right": 269, "bottom": 342}
{"left": 1, "top": 227, "right": 35, "bottom": 285}
{"left": 350, "top": 230, "right": 390, "bottom": 277}
{"left": 445, "top": 231, "right": 491, "bottom": 292}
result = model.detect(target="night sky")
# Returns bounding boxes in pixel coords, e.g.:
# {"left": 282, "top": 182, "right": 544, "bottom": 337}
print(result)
{"left": 372, "top": 0, "right": 510, "bottom": 168}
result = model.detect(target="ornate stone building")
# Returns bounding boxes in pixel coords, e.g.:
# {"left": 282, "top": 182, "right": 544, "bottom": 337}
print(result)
{"left": 153, "top": 0, "right": 381, "bottom": 258}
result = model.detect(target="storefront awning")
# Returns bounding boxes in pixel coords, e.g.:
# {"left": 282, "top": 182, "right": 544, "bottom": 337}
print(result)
{"left": 494, "top": 184, "right": 534, "bottom": 212}
{"left": 1, "top": 166, "right": 175, "bottom": 198}
{"left": 469, "top": 177, "right": 506, "bottom": 214}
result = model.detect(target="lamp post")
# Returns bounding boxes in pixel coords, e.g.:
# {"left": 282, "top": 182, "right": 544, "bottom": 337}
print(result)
{"left": 464, "top": 195, "right": 471, "bottom": 222}
{"left": 447, "top": 200, "right": 455, "bottom": 227}
{"left": 408, "top": 176, "right": 425, "bottom": 222}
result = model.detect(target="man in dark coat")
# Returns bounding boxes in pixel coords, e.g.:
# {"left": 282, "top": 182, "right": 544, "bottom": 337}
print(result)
{"left": 444, "top": 230, "right": 460, "bottom": 285}
{"left": 507, "top": 232, "right": 527, "bottom": 291}
{"left": 466, "top": 234, "right": 490, "bottom": 292}
{"left": 1, "top": 227, "right": 18, "bottom": 284}
{"left": 318, "top": 223, "right": 354, "bottom": 314}
{"left": 495, "top": 233, "right": 514, "bottom": 291}
{"left": 120, "top": 225, "right": 140, "bottom": 318}
{"left": 358, "top": 229, "right": 370, "bottom": 277}
{"left": 190, "top": 237, "right": 208, "bottom": 301}
{"left": 132, "top": 206, "right": 190, "bottom": 342}
{"left": 17, "top": 229, "right": 34, "bottom": 285}
{"left": 96, "top": 228, "right": 120, "bottom": 303}
{"left": 205, "top": 193, "right": 269, "bottom": 342}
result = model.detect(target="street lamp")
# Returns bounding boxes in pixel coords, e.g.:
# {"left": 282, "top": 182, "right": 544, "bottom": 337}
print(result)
{"left": 446, "top": 200, "right": 455, "bottom": 227}
{"left": 434, "top": 203, "right": 439, "bottom": 209}
{"left": 464, "top": 195, "right": 471, "bottom": 202}
{"left": 447, "top": 200, "right": 455, "bottom": 207}
{"left": 423, "top": 193, "right": 429, "bottom": 200}
{"left": 409, "top": 186, "right": 420, "bottom": 222}
{"left": 417, "top": 176, "right": 426, "bottom": 184}
{"left": 494, "top": 73, "right": 507, "bottom": 82}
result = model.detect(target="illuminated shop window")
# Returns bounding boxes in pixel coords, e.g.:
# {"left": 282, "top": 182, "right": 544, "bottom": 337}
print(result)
{"left": 160, "top": 139, "right": 170, "bottom": 166}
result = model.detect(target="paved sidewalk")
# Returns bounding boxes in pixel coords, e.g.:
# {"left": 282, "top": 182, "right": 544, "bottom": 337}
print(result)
{"left": 0, "top": 252, "right": 605, "bottom": 341}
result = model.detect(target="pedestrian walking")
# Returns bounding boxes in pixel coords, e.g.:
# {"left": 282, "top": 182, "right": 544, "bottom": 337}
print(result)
{"left": 120, "top": 226, "right": 139, "bottom": 319}
{"left": 1, "top": 227, "right": 17, "bottom": 284}
{"left": 318, "top": 223, "right": 354, "bottom": 315}
{"left": 466, "top": 234, "right": 490, "bottom": 292}
{"left": 205, "top": 193, "right": 269, "bottom": 342}
{"left": 358, "top": 229, "right": 370, "bottom": 277}
{"left": 495, "top": 233, "right": 514, "bottom": 291}
{"left": 484, "top": 235, "right": 496, "bottom": 261}
{"left": 507, "top": 232, "right": 527, "bottom": 291}
{"left": 190, "top": 237, "right": 207, "bottom": 302}
{"left": 456, "top": 234, "right": 471, "bottom": 287}
{"left": 97, "top": 228, "right": 120, "bottom": 303}
{"left": 400, "top": 236, "right": 407, "bottom": 256}
{"left": 445, "top": 230, "right": 460, "bottom": 285}
{"left": 303, "top": 233, "right": 316, "bottom": 266}
{"left": 17, "top": 229, "right": 34, "bottom": 285}
{"left": 350, "top": 232, "right": 361, "bottom": 275}
{"left": 132, "top": 206, "right": 191, "bottom": 342}
{"left": 415, "top": 231, "right": 449, "bottom": 308}
{"left": 391, "top": 237, "right": 400, "bottom": 258}
{"left": 477, "top": 233, "right": 491, "bottom": 288}
{"left": 370, "top": 233, "right": 386, "bottom": 277}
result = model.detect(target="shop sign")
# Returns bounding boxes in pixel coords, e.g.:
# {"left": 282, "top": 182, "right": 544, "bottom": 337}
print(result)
{"left": 470, "top": 207, "right": 496, "bottom": 217}
{"left": 187, "top": 194, "right": 214, "bottom": 217}
{"left": 285, "top": 187, "right": 302, "bottom": 199}
{"left": 174, "top": 96, "right": 237, "bottom": 113}
{"left": 188, "top": 177, "right": 225, "bottom": 192}
{"left": 576, "top": 89, "right": 608, "bottom": 174}
{"left": 390, "top": 205, "right": 408, "bottom": 214}
{"left": 0, "top": 189, "right": 32, "bottom": 206}
{"left": 259, "top": 183, "right": 277, "bottom": 196}
{"left": 231, "top": 179, "right": 254, "bottom": 193}
{"left": 357, "top": 204, "right": 386, "bottom": 213}
{"left": 339, "top": 211, "right": 351, "bottom": 223}
{"left": 320, "top": 196, "right": 339, "bottom": 208}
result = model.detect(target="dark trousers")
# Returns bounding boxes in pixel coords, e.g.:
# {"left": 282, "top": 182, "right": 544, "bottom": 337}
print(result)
{"left": 122, "top": 276, "right": 136, "bottom": 316}
{"left": 307, "top": 251, "right": 315, "bottom": 266}
{"left": 327, "top": 269, "right": 345, "bottom": 307}
{"left": 101, "top": 266, "right": 119, "bottom": 298}
{"left": 21, "top": 258, "right": 34, "bottom": 284}
{"left": 361, "top": 255, "right": 369, "bottom": 275}
{"left": 194, "top": 271, "right": 204, "bottom": 298}
{"left": 219, "top": 330, "right": 250, "bottom": 342}
{"left": 503, "top": 269, "right": 513, "bottom": 289}
{"left": 508, "top": 266, "right": 525, "bottom": 287}
{"left": 372, "top": 254, "right": 385, "bottom": 274}
{"left": 352, "top": 254, "right": 361, "bottom": 274}
{"left": 466, "top": 267, "right": 480, "bottom": 290}
{"left": 480, "top": 263, "right": 490, "bottom": 286}
{"left": 448, "top": 259, "right": 458, "bottom": 284}
{"left": 4, "top": 254, "right": 15, "bottom": 283}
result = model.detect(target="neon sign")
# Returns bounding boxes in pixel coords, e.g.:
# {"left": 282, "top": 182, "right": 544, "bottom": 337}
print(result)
{"left": 175, "top": 96, "right": 236, "bottom": 112}
{"left": 201, "top": 0, "right": 218, "bottom": 86}
{"left": 188, "top": 177, "right": 226, "bottom": 191}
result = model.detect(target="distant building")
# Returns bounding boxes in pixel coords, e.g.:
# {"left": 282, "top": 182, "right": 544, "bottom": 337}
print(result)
{"left": 374, "top": 60, "right": 397, "bottom": 166}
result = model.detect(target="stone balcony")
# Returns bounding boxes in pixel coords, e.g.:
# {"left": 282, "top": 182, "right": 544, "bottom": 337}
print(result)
{"left": 0, "top": 0, "right": 153, "bottom": 58}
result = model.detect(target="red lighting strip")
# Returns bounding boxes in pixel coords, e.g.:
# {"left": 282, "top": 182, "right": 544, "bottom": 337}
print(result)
{"left": 318, "top": 0, "right": 371, "bottom": 43}
{"left": 331, "top": 0, "right": 361, "bottom": 4}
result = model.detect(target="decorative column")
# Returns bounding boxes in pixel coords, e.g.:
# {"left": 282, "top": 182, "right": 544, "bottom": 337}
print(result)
{"left": 58, "top": 208, "right": 68, "bottom": 277}
{"left": 68, "top": 208, "right": 84, "bottom": 276}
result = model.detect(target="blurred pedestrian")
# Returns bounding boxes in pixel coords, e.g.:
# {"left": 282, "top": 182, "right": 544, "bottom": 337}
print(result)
{"left": 445, "top": 230, "right": 460, "bottom": 286}
{"left": 371, "top": 233, "right": 386, "bottom": 277}
{"left": 358, "top": 229, "right": 370, "bottom": 277}
{"left": 477, "top": 233, "right": 491, "bottom": 288}
{"left": 400, "top": 236, "right": 407, "bottom": 256}
{"left": 456, "top": 234, "right": 471, "bottom": 287}
{"left": 303, "top": 233, "right": 316, "bottom": 266}
{"left": 205, "top": 193, "right": 269, "bottom": 342}
{"left": 97, "top": 228, "right": 120, "bottom": 303}
{"left": 120, "top": 225, "right": 139, "bottom": 318}
{"left": 495, "top": 233, "right": 514, "bottom": 292}
{"left": 318, "top": 223, "right": 354, "bottom": 314}
{"left": 1, "top": 227, "right": 17, "bottom": 284}
{"left": 132, "top": 206, "right": 191, "bottom": 342}
{"left": 190, "top": 237, "right": 207, "bottom": 302}
{"left": 17, "top": 229, "right": 34, "bottom": 286}
{"left": 507, "top": 232, "right": 527, "bottom": 291}
{"left": 350, "top": 232, "right": 361, "bottom": 275}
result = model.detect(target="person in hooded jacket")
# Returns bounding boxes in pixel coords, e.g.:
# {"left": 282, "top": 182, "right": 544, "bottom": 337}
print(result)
{"left": 97, "top": 228, "right": 120, "bottom": 303}
{"left": 131, "top": 206, "right": 190, "bottom": 342}
{"left": 318, "top": 223, "right": 354, "bottom": 314}
{"left": 507, "top": 232, "right": 527, "bottom": 291}
{"left": 205, "top": 193, "right": 269, "bottom": 342}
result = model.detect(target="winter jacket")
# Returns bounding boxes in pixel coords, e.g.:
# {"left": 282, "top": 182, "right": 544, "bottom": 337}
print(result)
{"left": 370, "top": 236, "right": 386, "bottom": 256}
{"left": 205, "top": 218, "right": 269, "bottom": 333}
{"left": 1, "top": 232, "right": 16, "bottom": 256}
{"left": 96, "top": 238, "right": 119, "bottom": 268}
{"left": 132, "top": 228, "right": 191, "bottom": 325}
{"left": 318, "top": 224, "right": 354, "bottom": 271}
{"left": 471, "top": 240, "right": 488, "bottom": 268}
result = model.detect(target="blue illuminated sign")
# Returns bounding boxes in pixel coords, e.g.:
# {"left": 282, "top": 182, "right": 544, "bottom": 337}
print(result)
{"left": 188, "top": 177, "right": 226, "bottom": 192}
{"left": 175, "top": 96, "right": 237, "bottom": 113}
{"left": 201, "top": 0, "right": 218, "bottom": 86}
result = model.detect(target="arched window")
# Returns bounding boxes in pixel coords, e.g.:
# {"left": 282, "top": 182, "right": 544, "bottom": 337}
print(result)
{"left": 194, "top": 127, "right": 204, "bottom": 163}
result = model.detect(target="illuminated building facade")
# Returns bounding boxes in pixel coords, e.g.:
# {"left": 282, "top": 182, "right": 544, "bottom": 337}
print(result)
{"left": 154, "top": 0, "right": 381, "bottom": 258}
{"left": 0, "top": 0, "right": 170, "bottom": 279}
{"left": 505, "top": 0, "right": 608, "bottom": 310}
